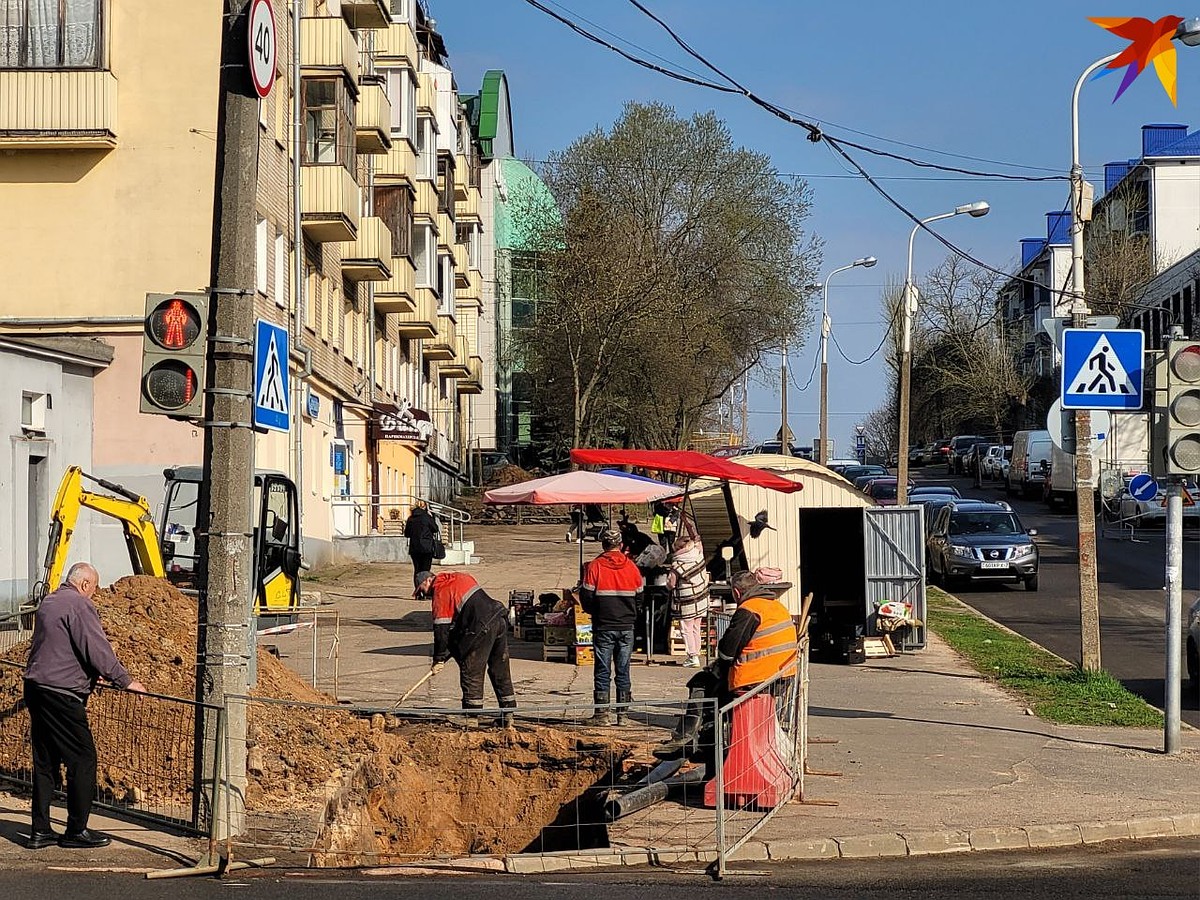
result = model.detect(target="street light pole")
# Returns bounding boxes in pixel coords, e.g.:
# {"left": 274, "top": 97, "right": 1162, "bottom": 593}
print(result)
{"left": 896, "top": 202, "right": 989, "bottom": 504}
{"left": 820, "top": 256, "right": 877, "bottom": 466}
{"left": 1068, "top": 51, "right": 1118, "bottom": 675}
{"left": 780, "top": 337, "right": 789, "bottom": 450}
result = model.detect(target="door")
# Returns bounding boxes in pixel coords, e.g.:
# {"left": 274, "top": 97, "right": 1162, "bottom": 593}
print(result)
{"left": 862, "top": 506, "right": 926, "bottom": 650}
{"left": 27, "top": 453, "right": 49, "bottom": 596}
{"left": 256, "top": 474, "right": 301, "bottom": 618}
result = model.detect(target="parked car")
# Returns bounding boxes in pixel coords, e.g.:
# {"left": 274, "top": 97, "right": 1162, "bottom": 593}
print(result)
{"left": 1007, "top": 430, "right": 1053, "bottom": 499}
{"left": 853, "top": 473, "right": 891, "bottom": 492}
{"left": 980, "top": 445, "right": 1010, "bottom": 480}
{"left": 910, "top": 485, "right": 962, "bottom": 499}
{"left": 826, "top": 458, "right": 862, "bottom": 475}
{"left": 863, "top": 477, "right": 913, "bottom": 506}
{"left": 750, "top": 441, "right": 800, "bottom": 456}
{"left": 1112, "top": 478, "right": 1200, "bottom": 526}
{"left": 907, "top": 444, "right": 932, "bottom": 467}
{"left": 963, "top": 441, "right": 994, "bottom": 478}
{"left": 926, "top": 500, "right": 1040, "bottom": 591}
{"left": 931, "top": 438, "right": 953, "bottom": 466}
{"left": 840, "top": 464, "right": 888, "bottom": 484}
{"left": 1188, "top": 595, "right": 1200, "bottom": 696}
{"left": 945, "top": 435, "right": 982, "bottom": 475}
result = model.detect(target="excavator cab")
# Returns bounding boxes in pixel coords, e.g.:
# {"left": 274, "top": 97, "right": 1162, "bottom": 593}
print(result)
{"left": 161, "top": 467, "right": 302, "bottom": 619}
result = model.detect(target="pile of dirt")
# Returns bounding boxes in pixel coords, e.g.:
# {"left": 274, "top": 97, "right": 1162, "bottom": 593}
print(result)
{"left": 0, "top": 576, "right": 627, "bottom": 859}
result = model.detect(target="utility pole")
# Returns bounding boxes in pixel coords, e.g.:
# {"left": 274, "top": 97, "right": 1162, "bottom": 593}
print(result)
{"left": 1164, "top": 477, "right": 1183, "bottom": 753}
{"left": 195, "top": 0, "right": 262, "bottom": 837}
{"left": 780, "top": 339, "right": 789, "bottom": 450}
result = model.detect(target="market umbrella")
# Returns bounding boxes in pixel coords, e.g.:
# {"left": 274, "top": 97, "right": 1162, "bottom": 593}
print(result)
{"left": 483, "top": 469, "right": 680, "bottom": 505}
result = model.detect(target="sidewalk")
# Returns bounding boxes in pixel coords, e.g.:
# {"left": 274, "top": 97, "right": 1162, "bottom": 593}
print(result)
{"left": 1, "top": 523, "right": 1195, "bottom": 872}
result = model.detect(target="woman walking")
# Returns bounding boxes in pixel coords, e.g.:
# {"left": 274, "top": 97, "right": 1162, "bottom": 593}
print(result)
{"left": 403, "top": 501, "right": 439, "bottom": 589}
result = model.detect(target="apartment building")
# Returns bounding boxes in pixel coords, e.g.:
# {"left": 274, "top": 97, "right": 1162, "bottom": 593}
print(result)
{"left": 997, "top": 211, "right": 1074, "bottom": 379}
{"left": 0, "top": 0, "right": 486, "bottom": 572}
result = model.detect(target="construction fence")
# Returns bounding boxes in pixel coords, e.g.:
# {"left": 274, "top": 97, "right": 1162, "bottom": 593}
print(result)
{"left": 0, "top": 641, "right": 811, "bottom": 878}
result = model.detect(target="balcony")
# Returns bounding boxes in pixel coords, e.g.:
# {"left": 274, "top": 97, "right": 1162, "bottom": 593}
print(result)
{"left": 339, "top": 216, "right": 392, "bottom": 282}
{"left": 0, "top": 69, "right": 118, "bottom": 149}
{"left": 340, "top": 0, "right": 390, "bottom": 30}
{"left": 395, "top": 289, "right": 437, "bottom": 338}
{"left": 301, "top": 165, "right": 360, "bottom": 242}
{"left": 457, "top": 355, "right": 484, "bottom": 394}
{"left": 355, "top": 79, "right": 392, "bottom": 154}
{"left": 424, "top": 313, "right": 457, "bottom": 360}
{"left": 455, "top": 187, "right": 480, "bottom": 224}
{"left": 376, "top": 138, "right": 416, "bottom": 185}
{"left": 453, "top": 244, "right": 469, "bottom": 288}
{"left": 375, "top": 255, "right": 416, "bottom": 314}
{"left": 454, "top": 153, "right": 470, "bottom": 201}
{"left": 417, "top": 71, "right": 435, "bottom": 114}
{"left": 437, "top": 212, "right": 454, "bottom": 251}
{"left": 301, "top": 16, "right": 359, "bottom": 84}
{"left": 376, "top": 22, "right": 419, "bottom": 68}
{"left": 413, "top": 179, "right": 438, "bottom": 223}
{"left": 441, "top": 337, "right": 471, "bottom": 379}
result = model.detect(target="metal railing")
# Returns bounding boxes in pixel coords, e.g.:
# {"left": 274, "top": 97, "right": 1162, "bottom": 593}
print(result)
{"left": 331, "top": 493, "right": 472, "bottom": 546}
{"left": 0, "top": 659, "right": 223, "bottom": 836}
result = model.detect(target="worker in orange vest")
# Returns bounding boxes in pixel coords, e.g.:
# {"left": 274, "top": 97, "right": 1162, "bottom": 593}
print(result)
{"left": 416, "top": 570, "right": 515, "bottom": 725}
{"left": 655, "top": 570, "right": 798, "bottom": 759}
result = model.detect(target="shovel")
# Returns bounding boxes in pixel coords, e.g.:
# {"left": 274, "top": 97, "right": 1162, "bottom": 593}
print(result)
{"left": 390, "top": 666, "right": 439, "bottom": 711}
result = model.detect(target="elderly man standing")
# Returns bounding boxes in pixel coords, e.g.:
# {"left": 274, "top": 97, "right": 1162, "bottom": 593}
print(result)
{"left": 579, "top": 528, "right": 644, "bottom": 725}
{"left": 24, "top": 563, "right": 145, "bottom": 849}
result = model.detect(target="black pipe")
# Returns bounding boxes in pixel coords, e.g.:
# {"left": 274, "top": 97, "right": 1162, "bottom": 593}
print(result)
{"left": 603, "top": 764, "right": 707, "bottom": 822}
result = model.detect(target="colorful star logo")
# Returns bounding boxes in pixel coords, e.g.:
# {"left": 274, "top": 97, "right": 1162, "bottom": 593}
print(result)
{"left": 1089, "top": 15, "right": 1185, "bottom": 104}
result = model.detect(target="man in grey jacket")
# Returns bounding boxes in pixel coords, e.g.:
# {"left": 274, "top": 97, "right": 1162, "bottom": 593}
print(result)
{"left": 24, "top": 563, "right": 145, "bottom": 850}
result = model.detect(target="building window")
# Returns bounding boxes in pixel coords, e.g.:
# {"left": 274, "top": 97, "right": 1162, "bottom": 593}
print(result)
{"left": 416, "top": 116, "right": 435, "bottom": 180}
{"left": 255, "top": 217, "right": 269, "bottom": 295}
{"left": 436, "top": 156, "right": 453, "bottom": 214}
{"left": 274, "top": 232, "right": 288, "bottom": 309}
{"left": 437, "top": 254, "right": 453, "bottom": 311}
{"left": 305, "top": 264, "right": 318, "bottom": 331}
{"left": 389, "top": 0, "right": 409, "bottom": 23}
{"left": 302, "top": 77, "right": 354, "bottom": 172}
{"left": 385, "top": 68, "right": 416, "bottom": 145}
{"left": 21, "top": 391, "right": 47, "bottom": 431}
{"left": 413, "top": 224, "right": 433, "bottom": 287}
{"left": 0, "top": 0, "right": 102, "bottom": 68}
{"left": 375, "top": 185, "right": 413, "bottom": 258}
{"left": 457, "top": 222, "right": 480, "bottom": 270}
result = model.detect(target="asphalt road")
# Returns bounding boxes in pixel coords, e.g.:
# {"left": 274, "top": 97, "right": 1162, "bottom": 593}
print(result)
{"left": 1, "top": 838, "right": 1197, "bottom": 898}
{"left": 912, "top": 464, "right": 1200, "bottom": 728}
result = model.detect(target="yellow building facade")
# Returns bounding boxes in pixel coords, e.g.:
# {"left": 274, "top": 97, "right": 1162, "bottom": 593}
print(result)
{"left": 0, "top": 0, "right": 486, "bottom": 566}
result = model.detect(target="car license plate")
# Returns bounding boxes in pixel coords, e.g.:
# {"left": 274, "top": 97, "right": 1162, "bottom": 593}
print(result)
{"left": 980, "top": 561, "right": 1008, "bottom": 569}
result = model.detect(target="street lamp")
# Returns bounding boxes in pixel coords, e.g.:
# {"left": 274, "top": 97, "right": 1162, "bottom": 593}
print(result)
{"left": 819, "top": 256, "right": 877, "bottom": 465}
{"left": 895, "top": 201, "right": 989, "bottom": 504}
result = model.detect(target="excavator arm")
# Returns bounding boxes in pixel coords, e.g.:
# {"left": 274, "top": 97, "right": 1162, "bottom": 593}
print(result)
{"left": 35, "top": 466, "right": 165, "bottom": 603}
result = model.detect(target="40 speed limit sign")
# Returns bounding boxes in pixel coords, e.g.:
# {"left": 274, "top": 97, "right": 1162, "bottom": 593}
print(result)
{"left": 248, "top": 0, "right": 277, "bottom": 99}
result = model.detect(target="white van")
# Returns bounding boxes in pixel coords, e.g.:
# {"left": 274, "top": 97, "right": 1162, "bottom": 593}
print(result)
{"left": 1008, "top": 430, "right": 1053, "bottom": 499}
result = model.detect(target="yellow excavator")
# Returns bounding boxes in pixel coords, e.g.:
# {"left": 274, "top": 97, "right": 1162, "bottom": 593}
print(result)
{"left": 32, "top": 465, "right": 301, "bottom": 619}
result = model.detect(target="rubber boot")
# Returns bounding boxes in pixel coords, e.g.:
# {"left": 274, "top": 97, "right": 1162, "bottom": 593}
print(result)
{"left": 654, "top": 691, "right": 705, "bottom": 759}
{"left": 586, "top": 691, "right": 611, "bottom": 726}
{"left": 615, "top": 690, "right": 632, "bottom": 725}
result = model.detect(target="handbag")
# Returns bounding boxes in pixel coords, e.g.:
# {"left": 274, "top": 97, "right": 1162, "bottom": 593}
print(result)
{"left": 431, "top": 528, "right": 447, "bottom": 560}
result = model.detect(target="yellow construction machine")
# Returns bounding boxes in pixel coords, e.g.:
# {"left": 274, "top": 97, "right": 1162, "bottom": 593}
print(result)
{"left": 32, "top": 465, "right": 301, "bottom": 620}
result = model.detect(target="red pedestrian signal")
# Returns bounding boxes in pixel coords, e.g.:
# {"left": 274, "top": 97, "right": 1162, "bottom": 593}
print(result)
{"left": 140, "top": 292, "right": 208, "bottom": 419}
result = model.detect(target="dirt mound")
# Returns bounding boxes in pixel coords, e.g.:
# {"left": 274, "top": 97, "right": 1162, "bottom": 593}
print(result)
{"left": 0, "top": 577, "right": 625, "bottom": 859}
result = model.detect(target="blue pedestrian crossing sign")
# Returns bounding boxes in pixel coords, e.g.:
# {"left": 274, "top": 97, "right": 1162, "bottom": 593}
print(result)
{"left": 254, "top": 319, "right": 290, "bottom": 432}
{"left": 1060, "top": 328, "right": 1144, "bottom": 411}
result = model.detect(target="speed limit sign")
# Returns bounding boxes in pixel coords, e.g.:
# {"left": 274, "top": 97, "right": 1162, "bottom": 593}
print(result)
{"left": 248, "top": 0, "right": 276, "bottom": 99}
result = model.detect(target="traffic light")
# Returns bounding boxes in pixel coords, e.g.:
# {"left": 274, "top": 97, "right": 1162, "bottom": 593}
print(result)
{"left": 1161, "top": 339, "right": 1200, "bottom": 474}
{"left": 140, "top": 292, "right": 209, "bottom": 419}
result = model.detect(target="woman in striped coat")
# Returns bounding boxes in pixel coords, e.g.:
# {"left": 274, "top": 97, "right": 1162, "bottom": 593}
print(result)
{"left": 667, "top": 535, "right": 711, "bottom": 668}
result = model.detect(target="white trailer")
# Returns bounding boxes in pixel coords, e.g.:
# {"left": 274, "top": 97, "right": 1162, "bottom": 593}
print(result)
{"left": 1044, "top": 412, "right": 1150, "bottom": 507}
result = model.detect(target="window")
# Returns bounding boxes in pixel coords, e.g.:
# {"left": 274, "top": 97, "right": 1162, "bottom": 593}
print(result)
{"left": 413, "top": 224, "right": 434, "bottom": 287}
{"left": 332, "top": 285, "right": 342, "bottom": 350}
{"left": 274, "top": 232, "right": 288, "bottom": 309}
{"left": 0, "top": 0, "right": 102, "bottom": 68}
{"left": 389, "top": 0, "right": 409, "bottom": 23}
{"left": 302, "top": 77, "right": 354, "bottom": 172}
{"left": 255, "top": 217, "right": 269, "bottom": 295}
{"left": 457, "top": 223, "right": 480, "bottom": 271}
{"left": 436, "top": 253, "right": 453, "bottom": 306}
{"left": 375, "top": 185, "right": 413, "bottom": 258}
{"left": 384, "top": 68, "right": 416, "bottom": 144}
{"left": 436, "top": 156, "right": 453, "bottom": 214}
{"left": 416, "top": 116, "right": 435, "bottom": 180}
{"left": 21, "top": 391, "right": 46, "bottom": 431}
{"left": 304, "top": 264, "right": 318, "bottom": 331}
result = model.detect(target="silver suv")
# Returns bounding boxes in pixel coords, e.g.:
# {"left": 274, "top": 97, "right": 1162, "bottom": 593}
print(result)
{"left": 926, "top": 501, "right": 1039, "bottom": 591}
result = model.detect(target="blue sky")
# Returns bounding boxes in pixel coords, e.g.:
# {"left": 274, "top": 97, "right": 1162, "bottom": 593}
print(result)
{"left": 430, "top": 1, "right": 1198, "bottom": 453}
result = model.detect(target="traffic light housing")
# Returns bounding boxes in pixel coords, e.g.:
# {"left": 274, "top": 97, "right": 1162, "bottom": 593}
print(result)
{"left": 1158, "top": 340, "right": 1200, "bottom": 475}
{"left": 140, "top": 292, "right": 209, "bottom": 419}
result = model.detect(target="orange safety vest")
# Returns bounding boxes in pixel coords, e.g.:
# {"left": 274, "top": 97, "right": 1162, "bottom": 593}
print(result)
{"left": 430, "top": 572, "right": 483, "bottom": 626}
{"left": 729, "top": 595, "right": 798, "bottom": 690}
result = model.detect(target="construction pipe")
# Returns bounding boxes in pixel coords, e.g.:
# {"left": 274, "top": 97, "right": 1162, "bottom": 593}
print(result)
{"left": 603, "top": 759, "right": 707, "bottom": 822}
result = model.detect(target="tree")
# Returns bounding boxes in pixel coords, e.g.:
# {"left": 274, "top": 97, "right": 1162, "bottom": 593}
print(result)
{"left": 514, "top": 102, "right": 821, "bottom": 451}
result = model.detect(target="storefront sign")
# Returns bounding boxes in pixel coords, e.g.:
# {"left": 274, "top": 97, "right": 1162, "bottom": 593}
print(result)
{"left": 306, "top": 390, "right": 319, "bottom": 419}
{"left": 375, "top": 400, "right": 432, "bottom": 442}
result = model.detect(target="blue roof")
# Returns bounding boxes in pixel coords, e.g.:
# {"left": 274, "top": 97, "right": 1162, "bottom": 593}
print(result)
{"left": 1148, "top": 129, "right": 1200, "bottom": 157}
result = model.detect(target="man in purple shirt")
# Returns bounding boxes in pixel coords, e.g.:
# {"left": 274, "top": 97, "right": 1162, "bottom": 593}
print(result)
{"left": 24, "top": 562, "right": 145, "bottom": 850}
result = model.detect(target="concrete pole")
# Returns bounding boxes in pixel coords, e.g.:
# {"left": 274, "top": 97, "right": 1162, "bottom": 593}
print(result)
{"left": 195, "top": 0, "right": 262, "bottom": 838}
{"left": 1164, "top": 479, "right": 1183, "bottom": 754}
{"left": 1068, "top": 53, "right": 1117, "bottom": 673}
{"left": 780, "top": 339, "right": 788, "bottom": 449}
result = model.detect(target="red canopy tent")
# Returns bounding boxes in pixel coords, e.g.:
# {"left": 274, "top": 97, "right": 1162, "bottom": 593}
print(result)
{"left": 569, "top": 449, "right": 803, "bottom": 494}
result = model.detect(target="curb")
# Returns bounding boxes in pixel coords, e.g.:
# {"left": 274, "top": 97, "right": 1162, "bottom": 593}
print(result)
{"left": 490, "top": 813, "right": 1200, "bottom": 873}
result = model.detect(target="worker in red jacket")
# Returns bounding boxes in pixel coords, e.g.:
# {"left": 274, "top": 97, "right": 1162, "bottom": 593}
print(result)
{"left": 578, "top": 528, "right": 644, "bottom": 725}
{"left": 415, "top": 571, "right": 515, "bottom": 724}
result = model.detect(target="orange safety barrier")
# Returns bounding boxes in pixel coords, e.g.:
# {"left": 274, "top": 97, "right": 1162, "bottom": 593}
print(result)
{"left": 703, "top": 692, "right": 794, "bottom": 811}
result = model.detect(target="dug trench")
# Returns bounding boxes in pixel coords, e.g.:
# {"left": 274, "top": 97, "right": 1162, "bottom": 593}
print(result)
{"left": 0, "top": 576, "right": 654, "bottom": 863}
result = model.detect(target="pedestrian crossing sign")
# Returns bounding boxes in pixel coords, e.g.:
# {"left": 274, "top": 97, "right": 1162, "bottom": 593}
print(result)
{"left": 1060, "top": 328, "right": 1144, "bottom": 411}
{"left": 254, "top": 318, "right": 290, "bottom": 432}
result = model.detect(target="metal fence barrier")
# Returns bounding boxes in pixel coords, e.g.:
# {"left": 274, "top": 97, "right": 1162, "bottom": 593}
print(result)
{"left": 0, "top": 659, "right": 223, "bottom": 836}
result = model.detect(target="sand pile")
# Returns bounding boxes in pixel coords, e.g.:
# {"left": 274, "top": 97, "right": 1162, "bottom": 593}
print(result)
{"left": 0, "top": 576, "right": 627, "bottom": 860}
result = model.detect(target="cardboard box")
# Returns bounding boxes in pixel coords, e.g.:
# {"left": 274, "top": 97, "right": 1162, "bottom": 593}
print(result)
{"left": 544, "top": 626, "right": 574, "bottom": 647}
{"left": 572, "top": 644, "right": 594, "bottom": 666}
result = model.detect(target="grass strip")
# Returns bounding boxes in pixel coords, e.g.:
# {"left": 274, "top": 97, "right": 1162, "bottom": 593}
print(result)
{"left": 925, "top": 587, "right": 1162, "bottom": 728}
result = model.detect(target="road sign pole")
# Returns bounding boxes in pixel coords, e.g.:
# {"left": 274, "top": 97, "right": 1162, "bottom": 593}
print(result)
{"left": 1164, "top": 479, "right": 1183, "bottom": 754}
{"left": 194, "top": 0, "right": 261, "bottom": 840}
